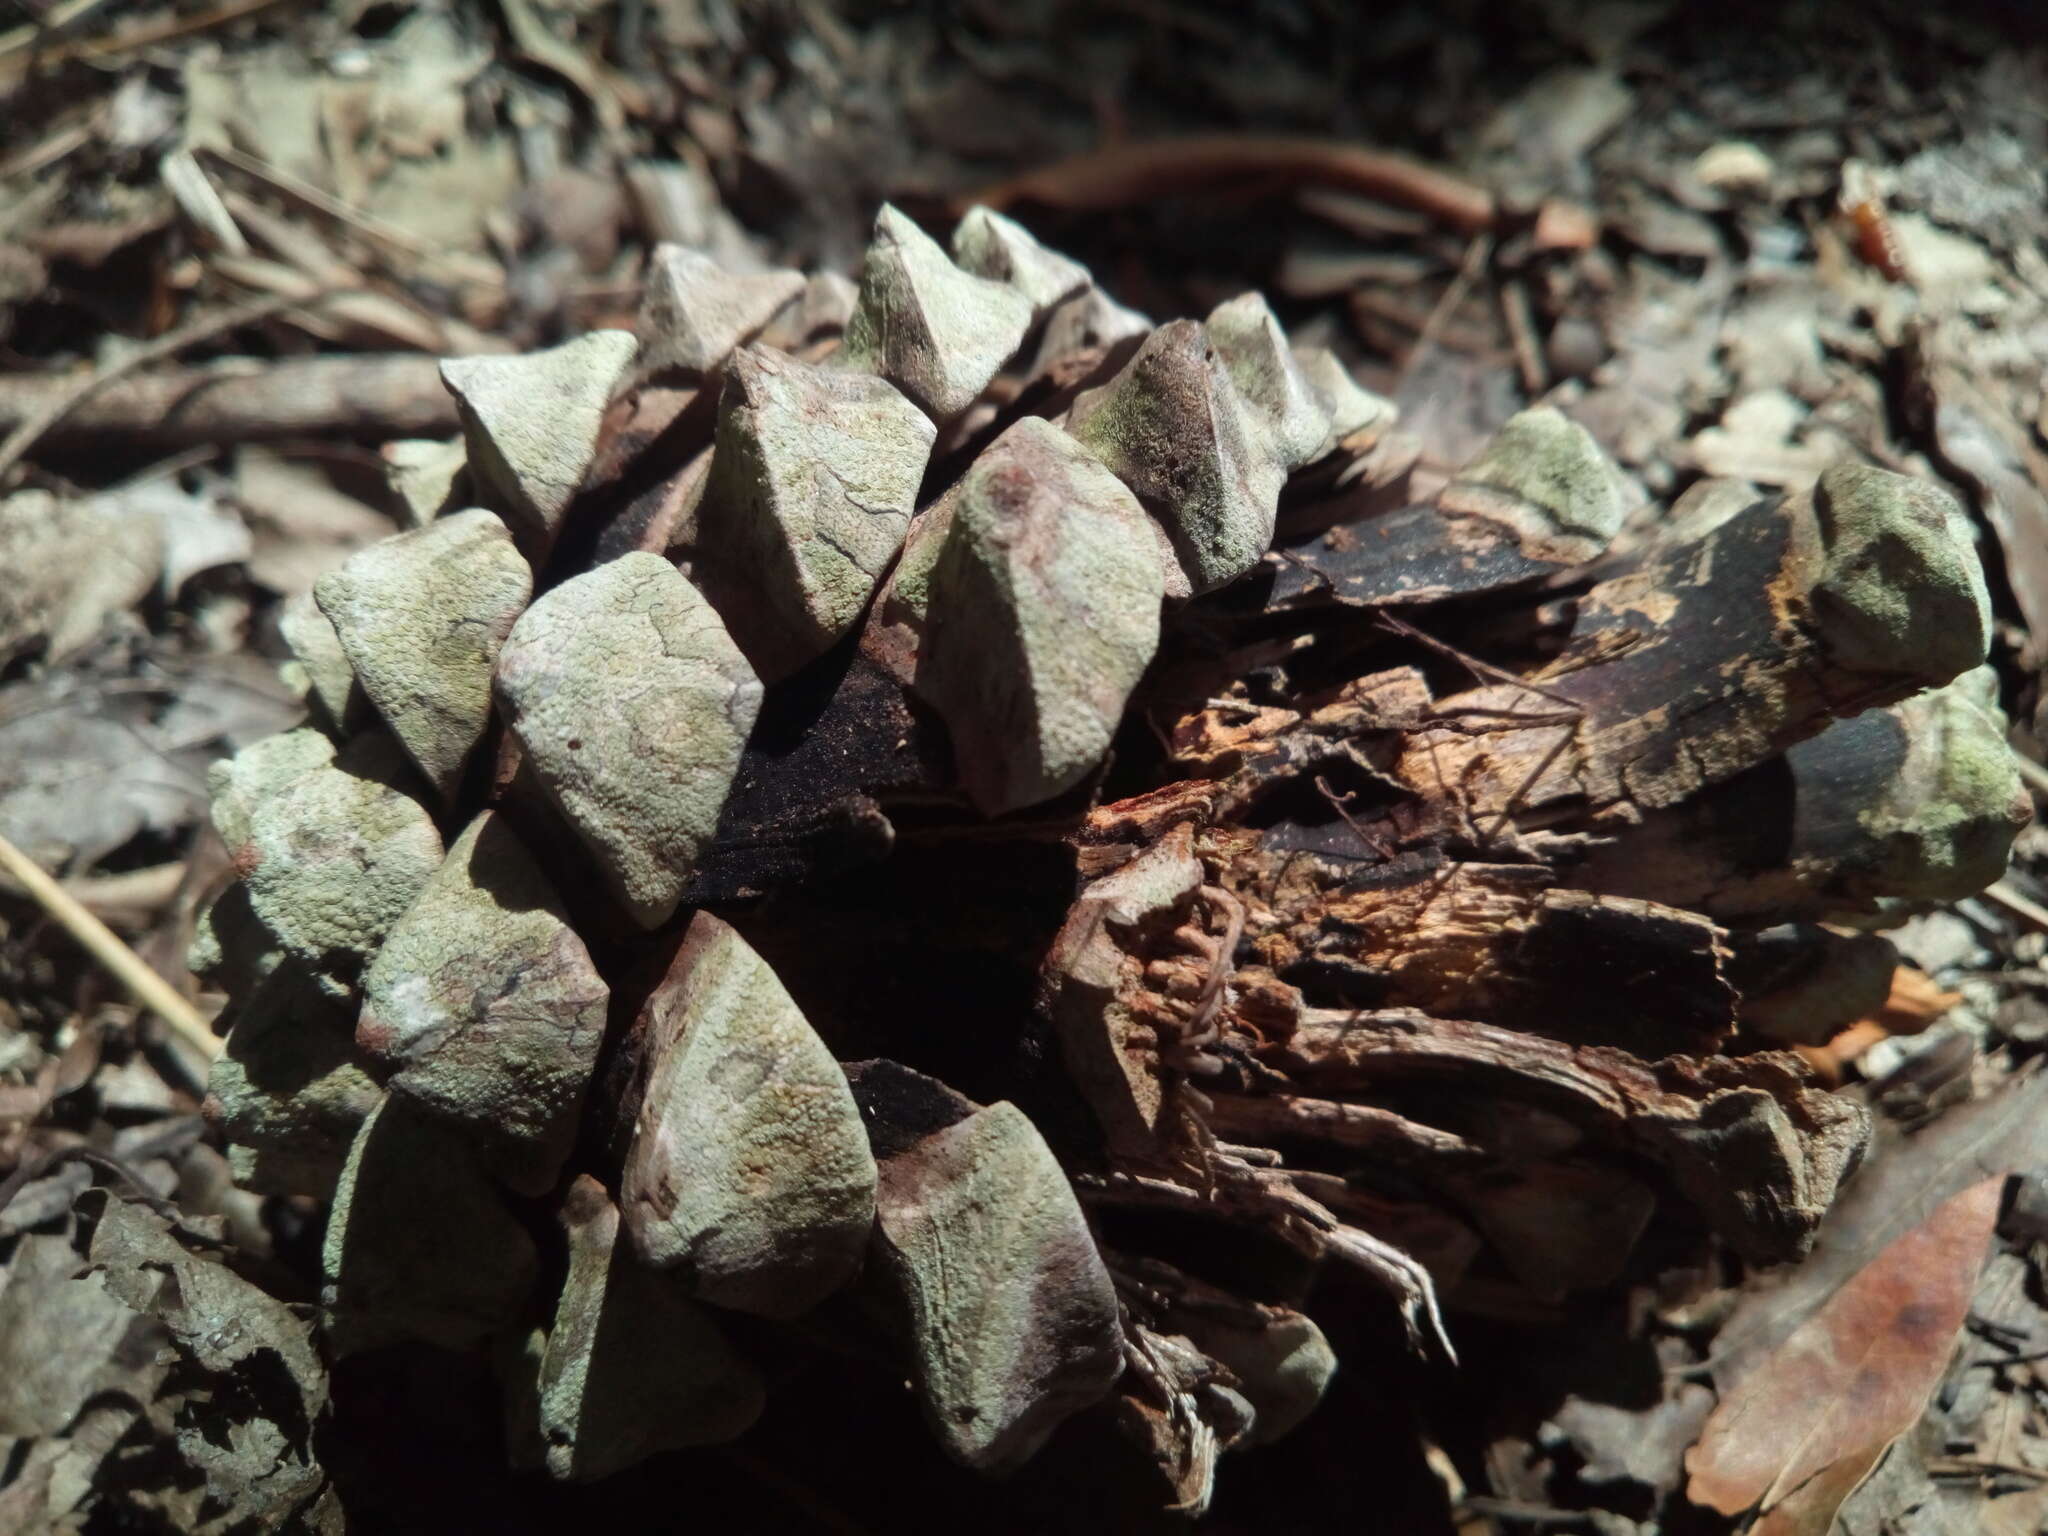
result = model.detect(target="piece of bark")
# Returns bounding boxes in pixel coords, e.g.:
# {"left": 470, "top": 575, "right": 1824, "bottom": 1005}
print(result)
{"left": 321, "top": 1095, "right": 537, "bottom": 1356}
{"left": 841, "top": 204, "right": 1034, "bottom": 421}
{"left": 1042, "top": 823, "right": 1206, "bottom": 1155}
{"left": 871, "top": 1099, "right": 1126, "bottom": 1472}
{"left": 1573, "top": 666, "right": 2028, "bottom": 922}
{"left": 1109, "top": 1324, "right": 1254, "bottom": 1517}
{"left": 495, "top": 552, "right": 762, "bottom": 929}
{"left": 1277, "top": 1008, "right": 1868, "bottom": 1263}
{"left": 635, "top": 244, "right": 804, "bottom": 380}
{"left": 538, "top": 1176, "right": 765, "bottom": 1480}
{"left": 356, "top": 810, "right": 609, "bottom": 1195}
{"left": 441, "top": 331, "right": 639, "bottom": 546}
{"left": 1730, "top": 926, "right": 1900, "bottom": 1046}
{"left": 1066, "top": 318, "right": 1286, "bottom": 595}
{"left": 1404, "top": 463, "right": 1993, "bottom": 824}
{"left": 915, "top": 416, "right": 1164, "bottom": 814}
{"left": 620, "top": 913, "right": 876, "bottom": 1318}
{"left": 695, "top": 345, "right": 935, "bottom": 680}
{"left": 1267, "top": 406, "right": 1622, "bottom": 609}
{"left": 1117, "top": 1259, "right": 1336, "bottom": 1448}
{"left": 314, "top": 509, "right": 532, "bottom": 801}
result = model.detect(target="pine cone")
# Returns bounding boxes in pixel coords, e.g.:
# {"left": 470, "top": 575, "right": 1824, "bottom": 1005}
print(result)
{"left": 195, "top": 204, "right": 2027, "bottom": 1513}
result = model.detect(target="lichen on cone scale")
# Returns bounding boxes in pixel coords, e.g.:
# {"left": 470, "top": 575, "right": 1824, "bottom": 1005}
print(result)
{"left": 193, "top": 203, "right": 2027, "bottom": 1515}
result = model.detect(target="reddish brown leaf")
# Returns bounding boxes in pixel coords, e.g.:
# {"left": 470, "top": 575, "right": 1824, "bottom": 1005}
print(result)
{"left": 1684, "top": 1176, "right": 2003, "bottom": 1534}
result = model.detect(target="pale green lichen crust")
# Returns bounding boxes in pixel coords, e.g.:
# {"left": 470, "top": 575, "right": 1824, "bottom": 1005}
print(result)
{"left": 322, "top": 1095, "right": 537, "bottom": 1356}
{"left": 440, "top": 330, "right": 639, "bottom": 541}
{"left": 355, "top": 810, "right": 609, "bottom": 1195}
{"left": 1444, "top": 406, "right": 1625, "bottom": 561}
{"left": 874, "top": 1101, "right": 1125, "bottom": 1473}
{"left": 314, "top": 508, "right": 532, "bottom": 800}
{"left": 840, "top": 203, "right": 1034, "bottom": 421}
{"left": 1293, "top": 346, "right": 1395, "bottom": 446}
{"left": 917, "top": 416, "right": 1164, "bottom": 815}
{"left": 239, "top": 732, "right": 442, "bottom": 987}
{"left": 621, "top": 913, "right": 877, "bottom": 1318}
{"left": 1066, "top": 318, "right": 1284, "bottom": 594}
{"left": 700, "top": 344, "right": 936, "bottom": 677}
{"left": 950, "top": 206, "right": 1090, "bottom": 317}
{"left": 539, "top": 1176, "right": 765, "bottom": 1481}
{"left": 1206, "top": 292, "right": 1333, "bottom": 470}
{"left": 277, "top": 592, "right": 369, "bottom": 735}
{"left": 495, "top": 552, "right": 762, "bottom": 930}
{"left": 204, "top": 973, "right": 383, "bottom": 1198}
{"left": 206, "top": 724, "right": 336, "bottom": 854}
{"left": 637, "top": 244, "right": 805, "bottom": 379}
{"left": 379, "top": 436, "right": 467, "bottom": 527}
{"left": 1809, "top": 461, "right": 1993, "bottom": 685}
{"left": 1845, "top": 665, "right": 2030, "bottom": 907}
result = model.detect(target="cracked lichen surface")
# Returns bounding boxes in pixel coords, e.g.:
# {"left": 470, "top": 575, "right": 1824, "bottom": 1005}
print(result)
{"left": 638, "top": 245, "right": 805, "bottom": 378}
{"left": 495, "top": 552, "right": 762, "bottom": 930}
{"left": 621, "top": 914, "right": 876, "bottom": 1318}
{"left": 1294, "top": 347, "right": 1393, "bottom": 446}
{"left": 1067, "top": 318, "right": 1282, "bottom": 594}
{"left": 1206, "top": 292, "right": 1332, "bottom": 470}
{"left": 701, "top": 345, "right": 935, "bottom": 676}
{"left": 314, "top": 508, "right": 532, "bottom": 800}
{"left": 541, "top": 1179, "right": 765, "bottom": 1479}
{"left": 207, "top": 725, "right": 336, "bottom": 854}
{"left": 206, "top": 983, "right": 383, "bottom": 1198}
{"left": 239, "top": 732, "right": 442, "bottom": 986}
{"left": 278, "top": 593, "right": 366, "bottom": 733}
{"left": 1444, "top": 406, "right": 1625, "bottom": 562}
{"left": 441, "top": 330, "right": 639, "bottom": 540}
{"left": 841, "top": 203, "right": 1034, "bottom": 421}
{"left": 323, "top": 1096, "right": 537, "bottom": 1355}
{"left": 918, "top": 417, "right": 1164, "bottom": 814}
{"left": 875, "top": 1100, "right": 1124, "bottom": 1473}
{"left": 950, "top": 206, "right": 1090, "bottom": 316}
{"left": 355, "top": 810, "right": 609, "bottom": 1194}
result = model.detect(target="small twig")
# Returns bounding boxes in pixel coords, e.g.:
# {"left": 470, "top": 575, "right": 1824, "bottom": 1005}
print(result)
{"left": 1398, "top": 232, "right": 1492, "bottom": 389}
{"left": 1928, "top": 1456, "right": 2048, "bottom": 1482}
{"left": 0, "top": 831, "right": 219, "bottom": 1062}
{"left": 1986, "top": 880, "right": 2048, "bottom": 936}
{"left": 1499, "top": 276, "right": 1549, "bottom": 398}
{"left": 1314, "top": 774, "right": 1396, "bottom": 861}
{"left": 0, "top": 288, "right": 337, "bottom": 483}
{"left": 1186, "top": 884, "right": 1246, "bottom": 1039}
{"left": 966, "top": 134, "right": 1499, "bottom": 233}
{"left": 0, "top": 0, "right": 290, "bottom": 79}
{"left": 1376, "top": 612, "right": 1586, "bottom": 848}
{"left": 0, "top": 350, "right": 453, "bottom": 454}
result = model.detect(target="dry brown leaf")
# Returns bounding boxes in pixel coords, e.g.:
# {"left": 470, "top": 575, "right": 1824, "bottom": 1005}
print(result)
{"left": 1684, "top": 1175, "right": 2002, "bottom": 1534}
